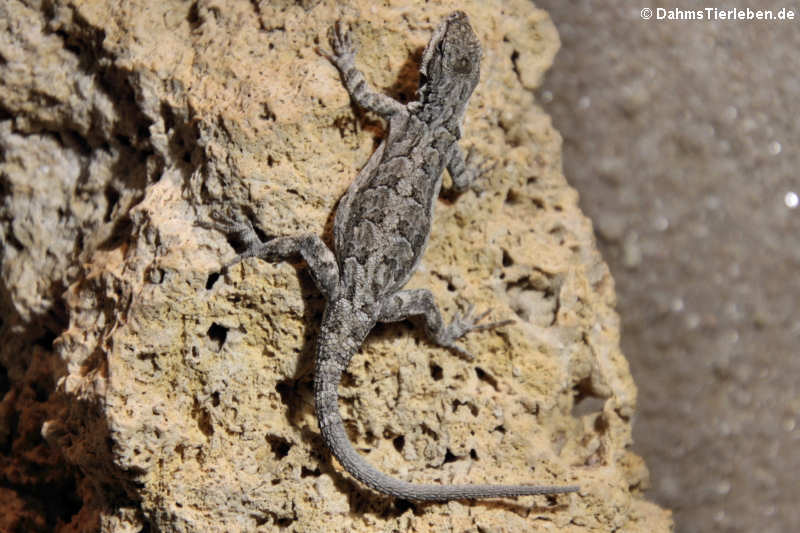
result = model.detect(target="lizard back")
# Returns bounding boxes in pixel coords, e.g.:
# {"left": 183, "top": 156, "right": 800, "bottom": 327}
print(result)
{"left": 333, "top": 112, "right": 458, "bottom": 300}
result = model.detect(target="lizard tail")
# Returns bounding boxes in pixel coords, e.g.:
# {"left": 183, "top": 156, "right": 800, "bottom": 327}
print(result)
{"left": 313, "top": 359, "right": 579, "bottom": 501}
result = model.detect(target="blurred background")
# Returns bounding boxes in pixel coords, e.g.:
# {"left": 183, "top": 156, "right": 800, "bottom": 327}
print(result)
{"left": 535, "top": 2, "right": 800, "bottom": 532}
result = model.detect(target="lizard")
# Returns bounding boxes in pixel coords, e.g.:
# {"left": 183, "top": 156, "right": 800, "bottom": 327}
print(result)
{"left": 202, "top": 11, "right": 579, "bottom": 501}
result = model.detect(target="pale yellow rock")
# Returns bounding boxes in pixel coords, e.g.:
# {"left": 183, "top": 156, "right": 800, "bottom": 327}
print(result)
{"left": 0, "top": 0, "right": 672, "bottom": 531}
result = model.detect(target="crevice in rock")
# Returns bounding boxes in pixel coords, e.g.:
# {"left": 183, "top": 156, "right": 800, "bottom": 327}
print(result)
{"left": 571, "top": 376, "right": 607, "bottom": 419}
{"left": 474, "top": 366, "right": 499, "bottom": 392}
{"left": 266, "top": 434, "right": 293, "bottom": 460}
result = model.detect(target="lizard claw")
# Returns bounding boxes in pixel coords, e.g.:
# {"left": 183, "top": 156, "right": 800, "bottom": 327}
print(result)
{"left": 440, "top": 304, "right": 513, "bottom": 360}
{"left": 197, "top": 209, "right": 258, "bottom": 242}
{"left": 465, "top": 147, "right": 498, "bottom": 186}
{"left": 195, "top": 209, "right": 266, "bottom": 271}
{"left": 196, "top": 209, "right": 251, "bottom": 234}
{"left": 319, "top": 21, "right": 357, "bottom": 69}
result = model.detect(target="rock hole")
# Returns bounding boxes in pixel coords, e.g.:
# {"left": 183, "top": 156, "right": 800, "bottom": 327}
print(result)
{"left": 510, "top": 50, "right": 521, "bottom": 81}
{"left": 505, "top": 189, "right": 522, "bottom": 205}
{"left": 197, "top": 415, "right": 213, "bottom": 438}
{"left": 205, "top": 272, "right": 220, "bottom": 289}
{"left": 594, "top": 414, "right": 609, "bottom": 434}
{"left": 261, "top": 102, "right": 277, "bottom": 122}
{"left": 115, "top": 133, "right": 132, "bottom": 147}
{"left": 443, "top": 449, "right": 458, "bottom": 464}
{"left": 571, "top": 376, "right": 606, "bottom": 418}
{"left": 420, "top": 424, "right": 439, "bottom": 442}
{"left": 502, "top": 249, "right": 514, "bottom": 267}
{"left": 207, "top": 323, "right": 228, "bottom": 350}
{"left": 301, "top": 466, "right": 321, "bottom": 478}
{"left": 275, "top": 380, "right": 295, "bottom": 406}
{"left": 451, "top": 399, "right": 478, "bottom": 417}
{"left": 103, "top": 186, "right": 120, "bottom": 222}
{"left": 192, "top": 398, "right": 214, "bottom": 437}
{"left": 266, "top": 434, "right": 292, "bottom": 460}
{"left": 3, "top": 230, "right": 23, "bottom": 252}
{"left": 340, "top": 371, "right": 356, "bottom": 387}
{"left": 394, "top": 498, "right": 415, "bottom": 514}
{"left": 136, "top": 352, "right": 160, "bottom": 372}
{"left": 187, "top": 2, "right": 201, "bottom": 29}
{"left": 429, "top": 362, "right": 443, "bottom": 381}
{"left": 57, "top": 31, "right": 82, "bottom": 57}
{"left": 393, "top": 435, "right": 405, "bottom": 453}
{"left": 493, "top": 424, "right": 506, "bottom": 434}
{"left": 475, "top": 367, "right": 499, "bottom": 391}
{"left": 99, "top": 215, "right": 133, "bottom": 250}
{"left": 469, "top": 449, "right": 478, "bottom": 460}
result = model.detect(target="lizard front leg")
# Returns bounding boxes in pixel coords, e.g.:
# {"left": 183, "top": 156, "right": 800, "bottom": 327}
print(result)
{"left": 321, "top": 22, "right": 406, "bottom": 120}
{"left": 378, "top": 288, "right": 511, "bottom": 360}
{"left": 198, "top": 212, "right": 340, "bottom": 299}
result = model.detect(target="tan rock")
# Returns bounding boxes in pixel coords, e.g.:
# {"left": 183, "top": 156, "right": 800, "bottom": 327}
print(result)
{"left": 0, "top": 0, "right": 672, "bottom": 531}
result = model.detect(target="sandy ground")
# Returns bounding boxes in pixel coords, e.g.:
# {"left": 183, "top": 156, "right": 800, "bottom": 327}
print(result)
{"left": 535, "top": 2, "right": 800, "bottom": 532}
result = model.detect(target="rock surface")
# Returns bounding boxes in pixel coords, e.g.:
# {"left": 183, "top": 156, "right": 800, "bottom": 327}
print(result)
{"left": 0, "top": 0, "right": 672, "bottom": 531}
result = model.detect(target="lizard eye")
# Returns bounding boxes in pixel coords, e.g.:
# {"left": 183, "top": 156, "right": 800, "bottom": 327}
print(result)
{"left": 454, "top": 56, "right": 471, "bottom": 74}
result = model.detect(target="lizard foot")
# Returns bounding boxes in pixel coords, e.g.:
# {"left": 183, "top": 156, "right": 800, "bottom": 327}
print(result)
{"left": 463, "top": 147, "right": 498, "bottom": 191}
{"left": 319, "top": 21, "right": 357, "bottom": 71}
{"left": 440, "top": 304, "right": 513, "bottom": 360}
{"left": 196, "top": 209, "right": 251, "bottom": 235}
{"left": 196, "top": 209, "right": 269, "bottom": 272}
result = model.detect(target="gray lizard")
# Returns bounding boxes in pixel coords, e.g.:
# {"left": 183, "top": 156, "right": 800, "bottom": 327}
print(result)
{"left": 203, "top": 11, "right": 578, "bottom": 501}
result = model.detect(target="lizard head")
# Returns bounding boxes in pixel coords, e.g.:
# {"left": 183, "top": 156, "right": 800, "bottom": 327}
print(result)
{"left": 418, "top": 11, "right": 482, "bottom": 108}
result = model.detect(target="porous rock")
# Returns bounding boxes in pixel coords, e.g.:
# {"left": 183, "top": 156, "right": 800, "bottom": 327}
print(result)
{"left": 0, "top": 0, "right": 673, "bottom": 531}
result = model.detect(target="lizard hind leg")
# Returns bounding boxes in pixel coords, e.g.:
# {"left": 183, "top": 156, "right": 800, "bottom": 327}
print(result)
{"left": 378, "top": 288, "right": 512, "bottom": 360}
